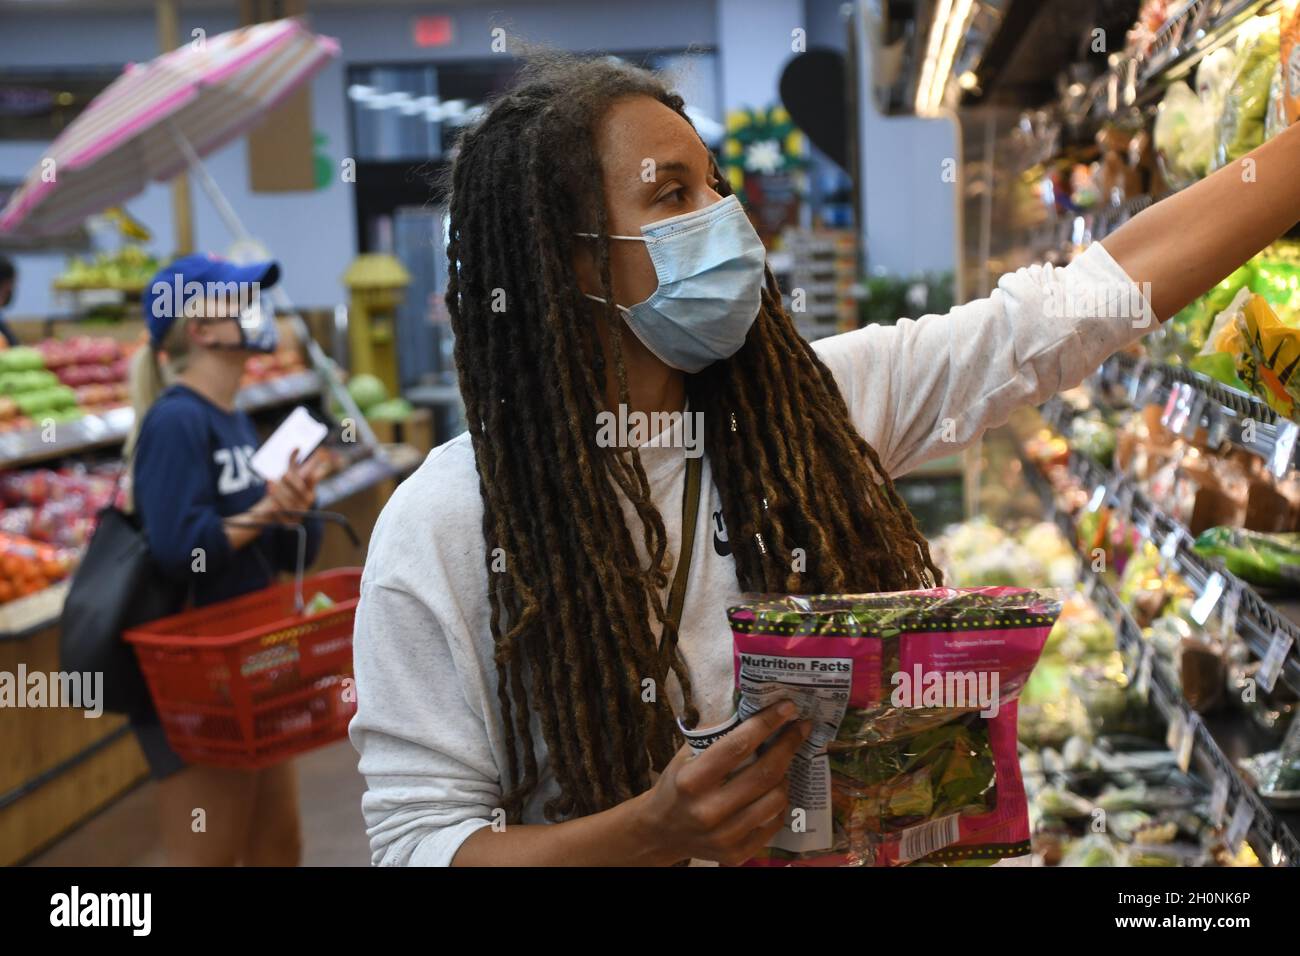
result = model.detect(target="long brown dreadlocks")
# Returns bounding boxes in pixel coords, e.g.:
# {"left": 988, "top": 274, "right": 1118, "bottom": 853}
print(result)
{"left": 445, "top": 54, "right": 941, "bottom": 823}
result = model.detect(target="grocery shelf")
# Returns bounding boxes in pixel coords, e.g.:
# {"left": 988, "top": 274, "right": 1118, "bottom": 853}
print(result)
{"left": 1097, "top": 352, "right": 1299, "bottom": 478}
{"left": 1040, "top": 393, "right": 1300, "bottom": 699}
{"left": 1077, "top": 0, "right": 1279, "bottom": 119}
{"left": 0, "top": 447, "right": 420, "bottom": 641}
{"left": 0, "top": 370, "right": 322, "bottom": 470}
{"left": 1014, "top": 418, "right": 1300, "bottom": 864}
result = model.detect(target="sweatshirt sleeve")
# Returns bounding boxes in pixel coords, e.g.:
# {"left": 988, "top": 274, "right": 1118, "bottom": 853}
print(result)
{"left": 134, "top": 402, "right": 234, "bottom": 578}
{"left": 812, "top": 242, "right": 1152, "bottom": 477}
{"left": 349, "top": 574, "right": 499, "bottom": 866}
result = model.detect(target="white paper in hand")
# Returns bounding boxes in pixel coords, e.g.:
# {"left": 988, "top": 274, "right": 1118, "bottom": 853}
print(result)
{"left": 250, "top": 406, "right": 328, "bottom": 483}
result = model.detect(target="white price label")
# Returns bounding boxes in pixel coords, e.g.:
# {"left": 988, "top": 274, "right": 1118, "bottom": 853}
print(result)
{"left": 1177, "top": 713, "right": 1197, "bottom": 774}
{"left": 1160, "top": 530, "right": 1181, "bottom": 570}
{"left": 1226, "top": 800, "right": 1255, "bottom": 855}
{"left": 1207, "top": 411, "right": 1230, "bottom": 449}
{"left": 1118, "top": 484, "right": 1136, "bottom": 520}
{"left": 1210, "top": 774, "right": 1230, "bottom": 827}
{"left": 1180, "top": 394, "right": 1206, "bottom": 439}
{"left": 1087, "top": 484, "right": 1108, "bottom": 513}
{"left": 1257, "top": 632, "right": 1294, "bottom": 695}
{"left": 1133, "top": 642, "right": 1153, "bottom": 702}
{"left": 1165, "top": 710, "right": 1186, "bottom": 756}
{"left": 1190, "top": 572, "right": 1226, "bottom": 627}
{"left": 1271, "top": 422, "right": 1299, "bottom": 479}
{"left": 1128, "top": 359, "right": 1149, "bottom": 403}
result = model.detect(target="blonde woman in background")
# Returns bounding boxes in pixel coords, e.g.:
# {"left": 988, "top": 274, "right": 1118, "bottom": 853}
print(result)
{"left": 128, "top": 254, "right": 323, "bottom": 866}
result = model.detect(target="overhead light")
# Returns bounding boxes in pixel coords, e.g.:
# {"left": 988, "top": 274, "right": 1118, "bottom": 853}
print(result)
{"left": 958, "top": 70, "right": 979, "bottom": 90}
{"left": 347, "top": 83, "right": 376, "bottom": 102}
{"left": 916, "top": 0, "right": 979, "bottom": 114}
{"left": 915, "top": 0, "right": 954, "bottom": 115}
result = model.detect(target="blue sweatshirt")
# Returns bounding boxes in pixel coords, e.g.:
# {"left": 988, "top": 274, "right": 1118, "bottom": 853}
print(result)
{"left": 133, "top": 384, "right": 322, "bottom": 608}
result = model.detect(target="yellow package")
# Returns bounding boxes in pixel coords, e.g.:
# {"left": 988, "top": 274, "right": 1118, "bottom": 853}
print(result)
{"left": 1237, "top": 295, "right": 1300, "bottom": 418}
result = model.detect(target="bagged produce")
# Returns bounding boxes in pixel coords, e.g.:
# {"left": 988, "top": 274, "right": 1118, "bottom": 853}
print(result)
{"left": 1237, "top": 294, "right": 1300, "bottom": 418}
{"left": 1212, "top": 16, "right": 1281, "bottom": 170}
{"left": 1284, "top": 0, "right": 1300, "bottom": 127}
{"left": 1194, "top": 527, "right": 1300, "bottom": 589}
{"left": 718, "top": 586, "right": 1061, "bottom": 866}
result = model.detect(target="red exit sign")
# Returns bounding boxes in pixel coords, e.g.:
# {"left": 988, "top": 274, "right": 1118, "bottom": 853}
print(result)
{"left": 413, "top": 15, "right": 454, "bottom": 48}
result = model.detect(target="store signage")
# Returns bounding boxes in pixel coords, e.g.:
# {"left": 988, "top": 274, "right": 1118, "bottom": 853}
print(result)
{"left": 413, "top": 15, "right": 454, "bottom": 47}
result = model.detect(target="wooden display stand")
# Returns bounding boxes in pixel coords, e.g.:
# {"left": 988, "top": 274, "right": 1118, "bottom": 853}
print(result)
{"left": 0, "top": 624, "right": 148, "bottom": 867}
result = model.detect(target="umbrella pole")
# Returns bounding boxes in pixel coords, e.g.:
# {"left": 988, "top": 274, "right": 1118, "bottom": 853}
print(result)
{"left": 165, "top": 121, "right": 387, "bottom": 464}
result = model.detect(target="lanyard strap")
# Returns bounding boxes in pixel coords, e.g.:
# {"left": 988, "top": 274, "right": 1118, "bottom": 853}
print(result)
{"left": 665, "top": 453, "right": 702, "bottom": 640}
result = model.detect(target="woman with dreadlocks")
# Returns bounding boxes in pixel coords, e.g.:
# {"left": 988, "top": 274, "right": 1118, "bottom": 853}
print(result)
{"left": 349, "top": 53, "right": 1300, "bottom": 865}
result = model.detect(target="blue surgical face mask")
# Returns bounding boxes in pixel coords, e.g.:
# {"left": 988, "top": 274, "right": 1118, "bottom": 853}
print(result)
{"left": 577, "top": 194, "right": 766, "bottom": 373}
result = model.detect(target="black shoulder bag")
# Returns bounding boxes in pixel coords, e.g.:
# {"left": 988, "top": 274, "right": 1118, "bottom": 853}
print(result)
{"left": 59, "top": 454, "right": 186, "bottom": 716}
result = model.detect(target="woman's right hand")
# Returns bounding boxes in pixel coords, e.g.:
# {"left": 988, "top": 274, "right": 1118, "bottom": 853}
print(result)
{"left": 631, "top": 701, "right": 812, "bottom": 866}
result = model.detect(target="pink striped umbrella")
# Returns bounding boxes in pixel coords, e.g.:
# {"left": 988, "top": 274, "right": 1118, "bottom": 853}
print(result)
{"left": 0, "top": 17, "right": 339, "bottom": 237}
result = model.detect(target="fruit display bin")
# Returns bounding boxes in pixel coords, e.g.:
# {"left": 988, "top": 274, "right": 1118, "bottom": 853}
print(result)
{"left": 124, "top": 568, "right": 361, "bottom": 769}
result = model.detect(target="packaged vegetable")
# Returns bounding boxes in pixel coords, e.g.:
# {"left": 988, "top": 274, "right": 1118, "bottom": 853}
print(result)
{"left": 1193, "top": 526, "right": 1300, "bottom": 589}
{"left": 1213, "top": 17, "right": 1281, "bottom": 170}
{"left": 1237, "top": 294, "right": 1300, "bottom": 418}
{"left": 717, "top": 586, "right": 1060, "bottom": 866}
{"left": 1284, "top": 0, "right": 1300, "bottom": 127}
{"left": 1060, "top": 833, "right": 1126, "bottom": 867}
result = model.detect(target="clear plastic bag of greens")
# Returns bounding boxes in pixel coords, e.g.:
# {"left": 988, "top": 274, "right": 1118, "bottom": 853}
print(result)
{"left": 719, "top": 586, "right": 1062, "bottom": 866}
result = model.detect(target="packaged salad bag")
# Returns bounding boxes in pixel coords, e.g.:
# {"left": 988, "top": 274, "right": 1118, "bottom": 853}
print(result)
{"left": 711, "top": 586, "right": 1061, "bottom": 866}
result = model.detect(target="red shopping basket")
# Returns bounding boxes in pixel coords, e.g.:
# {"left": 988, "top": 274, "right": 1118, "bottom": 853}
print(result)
{"left": 124, "top": 567, "right": 361, "bottom": 770}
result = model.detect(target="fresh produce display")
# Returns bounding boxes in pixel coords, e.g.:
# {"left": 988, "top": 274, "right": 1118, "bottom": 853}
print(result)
{"left": 0, "top": 531, "right": 77, "bottom": 605}
{"left": 0, "top": 465, "right": 120, "bottom": 551}
{"left": 55, "top": 244, "right": 159, "bottom": 292}
{"left": 334, "top": 371, "right": 417, "bottom": 424}
{"left": 1194, "top": 526, "right": 1300, "bottom": 590}
{"left": 240, "top": 337, "right": 308, "bottom": 388}
{"left": 720, "top": 587, "right": 1060, "bottom": 866}
{"left": 1212, "top": 14, "right": 1281, "bottom": 171}
{"left": 38, "top": 336, "right": 131, "bottom": 412}
{"left": 0, "top": 336, "right": 137, "bottom": 434}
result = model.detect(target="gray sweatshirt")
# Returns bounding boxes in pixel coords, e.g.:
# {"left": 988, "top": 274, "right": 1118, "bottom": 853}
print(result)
{"left": 349, "top": 242, "right": 1147, "bottom": 865}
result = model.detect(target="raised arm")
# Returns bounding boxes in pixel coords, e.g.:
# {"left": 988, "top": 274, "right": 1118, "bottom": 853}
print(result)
{"left": 1102, "top": 123, "right": 1300, "bottom": 321}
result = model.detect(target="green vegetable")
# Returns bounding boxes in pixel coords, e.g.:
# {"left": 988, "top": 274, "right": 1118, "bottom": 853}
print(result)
{"left": 0, "top": 347, "right": 45, "bottom": 373}
{"left": 367, "top": 398, "right": 414, "bottom": 421}
{"left": 1193, "top": 526, "right": 1300, "bottom": 589}
{"left": 347, "top": 373, "right": 388, "bottom": 413}
{"left": 1188, "top": 352, "right": 1250, "bottom": 392}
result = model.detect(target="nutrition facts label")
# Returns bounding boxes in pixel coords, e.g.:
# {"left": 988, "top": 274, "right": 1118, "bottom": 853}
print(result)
{"left": 735, "top": 651, "right": 854, "bottom": 853}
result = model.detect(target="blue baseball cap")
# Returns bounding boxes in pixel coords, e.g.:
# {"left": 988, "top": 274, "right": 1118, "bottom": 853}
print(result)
{"left": 142, "top": 253, "right": 280, "bottom": 347}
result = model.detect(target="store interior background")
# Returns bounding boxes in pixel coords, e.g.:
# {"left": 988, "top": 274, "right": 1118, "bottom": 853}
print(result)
{"left": 0, "top": 0, "right": 958, "bottom": 321}
{"left": 5, "top": 0, "right": 1300, "bottom": 869}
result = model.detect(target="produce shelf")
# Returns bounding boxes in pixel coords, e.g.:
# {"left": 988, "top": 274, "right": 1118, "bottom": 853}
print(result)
{"left": 1096, "top": 352, "right": 1299, "bottom": 479}
{"left": 1076, "top": 0, "right": 1279, "bottom": 120}
{"left": 1014, "top": 415, "right": 1300, "bottom": 865}
{"left": 0, "top": 447, "right": 421, "bottom": 640}
{"left": 0, "top": 370, "right": 321, "bottom": 470}
{"left": 1040, "top": 393, "right": 1300, "bottom": 699}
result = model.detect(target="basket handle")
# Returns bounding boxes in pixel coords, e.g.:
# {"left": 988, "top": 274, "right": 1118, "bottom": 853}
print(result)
{"left": 222, "top": 510, "right": 358, "bottom": 614}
